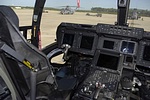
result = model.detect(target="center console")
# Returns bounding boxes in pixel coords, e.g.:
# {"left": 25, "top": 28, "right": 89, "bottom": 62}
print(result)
{"left": 72, "top": 50, "right": 122, "bottom": 100}
{"left": 73, "top": 69, "right": 120, "bottom": 100}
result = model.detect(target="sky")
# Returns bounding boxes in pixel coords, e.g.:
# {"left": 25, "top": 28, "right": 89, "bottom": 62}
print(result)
{"left": 1, "top": 0, "right": 150, "bottom": 10}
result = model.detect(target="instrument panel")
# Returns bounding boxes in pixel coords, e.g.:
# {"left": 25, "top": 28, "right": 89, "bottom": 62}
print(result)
{"left": 56, "top": 22, "right": 143, "bottom": 82}
{"left": 56, "top": 22, "right": 150, "bottom": 73}
{"left": 57, "top": 23, "right": 141, "bottom": 56}
{"left": 56, "top": 22, "right": 150, "bottom": 100}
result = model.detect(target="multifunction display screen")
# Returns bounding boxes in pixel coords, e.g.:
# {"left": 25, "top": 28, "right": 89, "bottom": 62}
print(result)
{"left": 120, "top": 41, "right": 136, "bottom": 55}
{"left": 96, "top": 54, "right": 119, "bottom": 70}
{"left": 63, "top": 34, "right": 74, "bottom": 46}
{"left": 103, "top": 40, "right": 115, "bottom": 49}
{"left": 143, "top": 46, "right": 150, "bottom": 61}
{"left": 80, "top": 36, "right": 94, "bottom": 50}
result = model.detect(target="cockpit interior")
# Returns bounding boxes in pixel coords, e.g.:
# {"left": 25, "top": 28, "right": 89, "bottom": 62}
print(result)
{"left": 0, "top": 0, "right": 150, "bottom": 100}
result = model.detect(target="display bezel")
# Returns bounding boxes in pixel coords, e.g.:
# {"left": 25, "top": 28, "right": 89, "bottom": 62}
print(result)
{"left": 77, "top": 32, "right": 98, "bottom": 55}
{"left": 58, "top": 29, "right": 98, "bottom": 56}
{"left": 80, "top": 35, "right": 94, "bottom": 50}
{"left": 103, "top": 40, "right": 115, "bottom": 49}
{"left": 62, "top": 33, "right": 75, "bottom": 46}
{"left": 92, "top": 50, "right": 122, "bottom": 73}
{"left": 97, "top": 37, "right": 121, "bottom": 53}
{"left": 137, "top": 41, "right": 150, "bottom": 67}
{"left": 119, "top": 40, "right": 137, "bottom": 55}
{"left": 57, "top": 28, "right": 78, "bottom": 48}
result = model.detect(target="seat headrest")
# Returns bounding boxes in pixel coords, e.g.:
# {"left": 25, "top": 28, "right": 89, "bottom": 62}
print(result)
{"left": 0, "top": 5, "right": 19, "bottom": 28}
{"left": 0, "top": 5, "right": 20, "bottom": 48}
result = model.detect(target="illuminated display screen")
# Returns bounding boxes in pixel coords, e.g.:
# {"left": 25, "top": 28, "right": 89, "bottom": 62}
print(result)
{"left": 80, "top": 36, "right": 94, "bottom": 50}
{"left": 63, "top": 33, "right": 74, "bottom": 46}
{"left": 120, "top": 41, "right": 135, "bottom": 54}
{"left": 103, "top": 40, "right": 114, "bottom": 49}
{"left": 96, "top": 54, "right": 119, "bottom": 70}
{"left": 143, "top": 46, "right": 150, "bottom": 61}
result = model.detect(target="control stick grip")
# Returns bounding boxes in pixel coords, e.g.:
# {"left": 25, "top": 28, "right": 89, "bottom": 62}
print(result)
{"left": 61, "top": 44, "right": 71, "bottom": 60}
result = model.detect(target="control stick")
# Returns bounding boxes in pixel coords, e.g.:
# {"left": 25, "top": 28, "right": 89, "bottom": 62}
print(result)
{"left": 61, "top": 44, "right": 71, "bottom": 61}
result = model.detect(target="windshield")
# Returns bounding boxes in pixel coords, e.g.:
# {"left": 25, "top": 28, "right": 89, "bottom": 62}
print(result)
{"left": 1, "top": 0, "right": 150, "bottom": 47}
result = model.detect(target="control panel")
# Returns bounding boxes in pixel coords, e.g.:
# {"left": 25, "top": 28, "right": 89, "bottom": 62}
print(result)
{"left": 73, "top": 69, "right": 120, "bottom": 100}
{"left": 84, "top": 70, "right": 119, "bottom": 91}
{"left": 96, "top": 23, "right": 144, "bottom": 39}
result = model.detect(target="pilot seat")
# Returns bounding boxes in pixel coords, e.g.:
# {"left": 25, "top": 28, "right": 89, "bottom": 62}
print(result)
{"left": 0, "top": 5, "right": 76, "bottom": 100}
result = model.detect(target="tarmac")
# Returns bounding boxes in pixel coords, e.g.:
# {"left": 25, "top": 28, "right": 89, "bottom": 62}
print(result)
{"left": 14, "top": 9, "right": 150, "bottom": 47}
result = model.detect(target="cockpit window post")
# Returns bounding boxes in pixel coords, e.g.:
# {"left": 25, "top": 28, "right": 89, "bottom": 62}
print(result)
{"left": 116, "top": 0, "right": 130, "bottom": 26}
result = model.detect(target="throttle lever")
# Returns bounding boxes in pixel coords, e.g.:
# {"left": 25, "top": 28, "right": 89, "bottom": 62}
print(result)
{"left": 133, "top": 77, "right": 142, "bottom": 87}
{"left": 93, "top": 82, "right": 105, "bottom": 100}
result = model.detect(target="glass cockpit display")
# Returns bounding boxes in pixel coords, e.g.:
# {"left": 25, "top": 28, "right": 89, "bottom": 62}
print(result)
{"left": 103, "top": 40, "right": 115, "bottom": 49}
{"left": 120, "top": 40, "right": 136, "bottom": 55}
{"left": 80, "top": 36, "right": 94, "bottom": 50}
{"left": 63, "top": 33, "right": 74, "bottom": 46}
{"left": 96, "top": 53, "right": 119, "bottom": 70}
{"left": 143, "top": 46, "right": 150, "bottom": 61}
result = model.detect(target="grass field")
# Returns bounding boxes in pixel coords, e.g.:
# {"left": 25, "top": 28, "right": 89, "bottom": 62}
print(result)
{"left": 14, "top": 9, "right": 150, "bottom": 47}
